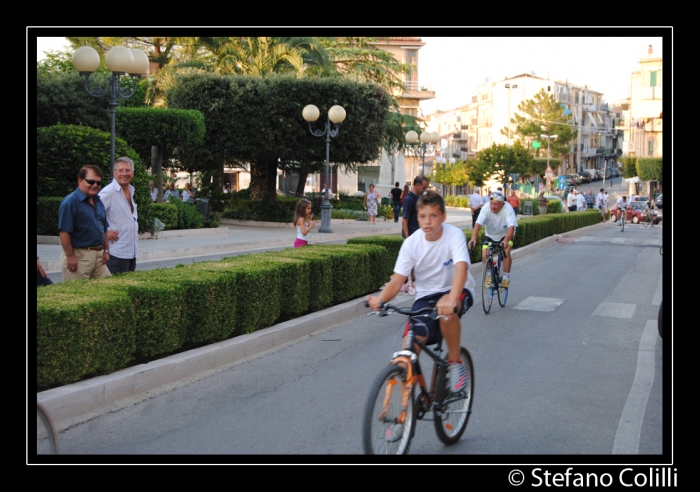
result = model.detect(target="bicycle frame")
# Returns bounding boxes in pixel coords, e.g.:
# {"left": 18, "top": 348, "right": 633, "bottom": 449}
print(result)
{"left": 388, "top": 315, "right": 455, "bottom": 422}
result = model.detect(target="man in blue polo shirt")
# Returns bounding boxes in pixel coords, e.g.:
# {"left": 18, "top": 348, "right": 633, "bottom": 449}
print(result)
{"left": 401, "top": 176, "right": 428, "bottom": 239}
{"left": 58, "top": 165, "right": 111, "bottom": 281}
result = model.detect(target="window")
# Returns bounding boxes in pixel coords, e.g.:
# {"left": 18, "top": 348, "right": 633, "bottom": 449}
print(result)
{"left": 650, "top": 71, "right": 658, "bottom": 87}
{"left": 648, "top": 140, "right": 654, "bottom": 156}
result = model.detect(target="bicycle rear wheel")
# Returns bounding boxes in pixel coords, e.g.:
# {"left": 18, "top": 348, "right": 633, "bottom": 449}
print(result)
{"left": 434, "top": 347, "right": 474, "bottom": 445}
{"left": 362, "top": 364, "right": 416, "bottom": 454}
{"left": 481, "top": 262, "right": 494, "bottom": 314}
{"left": 37, "top": 402, "right": 59, "bottom": 454}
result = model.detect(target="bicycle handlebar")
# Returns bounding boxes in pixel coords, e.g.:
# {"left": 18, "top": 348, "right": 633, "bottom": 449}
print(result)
{"left": 470, "top": 241, "right": 508, "bottom": 259}
{"left": 364, "top": 301, "right": 457, "bottom": 317}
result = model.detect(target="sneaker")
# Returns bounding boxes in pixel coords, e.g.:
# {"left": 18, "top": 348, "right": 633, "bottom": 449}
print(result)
{"left": 385, "top": 423, "right": 404, "bottom": 442}
{"left": 485, "top": 275, "right": 491, "bottom": 287}
{"left": 448, "top": 361, "right": 467, "bottom": 393}
{"left": 501, "top": 278, "right": 510, "bottom": 288}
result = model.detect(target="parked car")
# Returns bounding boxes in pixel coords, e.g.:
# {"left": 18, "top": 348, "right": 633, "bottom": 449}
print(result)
{"left": 572, "top": 173, "right": 583, "bottom": 186}
{"left": 543, "top": 195, "right": 564, "bottom": 212}
{"left": 655, "top": 193, "right": 663, "bottom": 209}
{"left": 578, "top": 171, "right": 592, "bottom": 184}
{"left": 609, "top": 201, "right": 661, "bottom": 224}
{"left": 611, "top": 168, "right": 620, "bottom": 178}
{"left": 583, "top": 169, "right": 599, "bottom": 181}
{"left": 564, "top": 174, "right": 579, "bottom": 186}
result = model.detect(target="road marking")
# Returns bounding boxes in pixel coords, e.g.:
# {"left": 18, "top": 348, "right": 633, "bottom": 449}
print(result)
{"left": 512, "top": 297, "right": 565, "bottom": 312}
{"left": 592, "top": 302, "right": 636, "bottom": 318}
{"left": 612, "top": 320, "right": 658, "bottom": 454}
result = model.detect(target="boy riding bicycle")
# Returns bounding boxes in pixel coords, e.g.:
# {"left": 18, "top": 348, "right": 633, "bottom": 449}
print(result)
{"left": 366, "top": 191, "right": 476, "bottom": 393}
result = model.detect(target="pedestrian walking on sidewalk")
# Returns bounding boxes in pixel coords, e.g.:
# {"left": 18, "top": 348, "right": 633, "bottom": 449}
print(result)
{"left": 391, "top": 182, "right": 402, "bottom": 223}
{"left": 294, "top": 198, "right": 315, "bottom": 248}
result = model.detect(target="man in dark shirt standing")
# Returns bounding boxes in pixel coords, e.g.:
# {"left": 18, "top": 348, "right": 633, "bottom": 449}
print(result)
{"left": 58, "top": 165, "right": 111, "bottom": 282}
{"left": 401, "top": 176, "right": 428, "bottom": 238}
{"left": 390, "top": 181, "right": 403, "bottom": 223}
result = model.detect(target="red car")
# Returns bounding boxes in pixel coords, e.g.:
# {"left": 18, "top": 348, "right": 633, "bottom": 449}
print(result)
{"left": 610, "top": 201, "right": 661, "bottom": 224}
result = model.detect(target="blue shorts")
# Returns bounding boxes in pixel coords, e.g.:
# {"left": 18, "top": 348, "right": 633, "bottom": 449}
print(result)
{"left": 403, "top": 288, "right": 473, "bottom": 345}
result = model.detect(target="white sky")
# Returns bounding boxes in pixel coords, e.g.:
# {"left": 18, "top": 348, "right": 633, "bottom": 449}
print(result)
{"left": 36, "top": 35, "right": 664, "bottom": 114}
{"left": 417, "top": 36, "right": 663, "bottom": 114}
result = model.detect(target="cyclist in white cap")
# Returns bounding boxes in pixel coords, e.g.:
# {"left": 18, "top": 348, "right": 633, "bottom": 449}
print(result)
{"left": 468, "top": 190, "right": 517, "bottom": 288}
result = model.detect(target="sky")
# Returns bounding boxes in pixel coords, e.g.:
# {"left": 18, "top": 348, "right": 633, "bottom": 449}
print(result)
{"left": 35, "top": 34, "right": 665, "bottom": 115}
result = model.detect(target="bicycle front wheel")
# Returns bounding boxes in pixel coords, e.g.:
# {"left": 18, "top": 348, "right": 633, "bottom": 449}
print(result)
{"left": 498, "top": 279, "right": 508, "bottom": 307}
{"left": 434, "top": 347, "right": 474, "bottom": 445}
{"left": 37, "top": 402, "right": 59, "bottom": 455}
{"left": 642, "top": 216, "right": 650, "bottom": 228}
{"left": 620, "top": 217, "right": 624, "bottom": 232}
{"left": 481, "top": 262, "right": 494, "bottom": 314}
{"left": 362, "top": 364, "right": 416, "bottom": 455}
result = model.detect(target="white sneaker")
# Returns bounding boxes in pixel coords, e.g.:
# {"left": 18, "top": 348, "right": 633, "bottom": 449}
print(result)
{"left": 448, "top": 361, "right": 467, "bottom": 393}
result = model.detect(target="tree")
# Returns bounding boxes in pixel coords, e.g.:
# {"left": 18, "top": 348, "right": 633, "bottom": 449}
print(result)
{"left": 636, "top": 157, "right": 662, "bottom": 183}
{"left": 507, "top": 89, "right": 577, "bottom": 160}
{"left": 620, "top": 156, "right": 637, "bottom": 179}
{"left": 115, "top": 107, "right": 206, "bottom": 201}
{"left": 468, "top": 142, "right": 533, "bottom": 188}
{"left": 164, "top": 73, "right": 390, "bottom": 200}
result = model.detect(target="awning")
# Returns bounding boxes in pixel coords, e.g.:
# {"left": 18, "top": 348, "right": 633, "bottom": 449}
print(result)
{"left": 625, "top": 176, "right": 641, "bottom": 183}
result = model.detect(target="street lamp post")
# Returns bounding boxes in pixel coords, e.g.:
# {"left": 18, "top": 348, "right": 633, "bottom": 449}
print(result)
{"left": 540, "top": 134, "right": 558, "bottom": 195}
{"left": 302, "top": 104, "right": 346, "bottom": 233}
{"left": 405, "top": 130, "right": 439, "bottom": 177}
{"left": 72, "top": 46, "right": 149, "bottom": 177}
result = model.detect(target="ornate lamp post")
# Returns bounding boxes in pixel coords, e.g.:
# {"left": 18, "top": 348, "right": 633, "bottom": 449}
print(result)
{"left": 302, "top": 104, "right": 346, "bottom": 233}
{"left": 540, "top": 134, "right": 558, "bottom": 195}
{"left": 405, "top": 130, "right": 439, "bottom": 177}
{"left": 72, "top": 45, "right": 149, "bottom": 177}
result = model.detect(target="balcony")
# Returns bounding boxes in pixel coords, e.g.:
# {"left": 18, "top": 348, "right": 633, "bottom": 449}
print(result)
{"left": 555, "top": 93, "right": 571, "bottom": 103}
{"left": 640, "top": 86, "right": 663, "bottom": 99}
{"left": 400, "top": 80, "right": 435, "bottom": 100}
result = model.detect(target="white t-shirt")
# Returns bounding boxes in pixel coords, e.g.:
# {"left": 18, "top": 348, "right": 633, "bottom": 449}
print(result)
{"left": 394, "top": 223, "right": 475, "bottom": 300}
{"left": 576, "top": 193, "right": 586, "bottom": 209}
{"left": 596, "top": 192, "right": 606, "bottom": 208}
{"left": 150, "top": 187, "right": 158, "bottom": 202}
{"left": 469, "top": 192, "right": 483, "bottom": 211}
{"left": 617, "top": 197, "right": 629, "bottom": 208}
{"left": 475, "top": 203, "right": 517, "bottom": 241}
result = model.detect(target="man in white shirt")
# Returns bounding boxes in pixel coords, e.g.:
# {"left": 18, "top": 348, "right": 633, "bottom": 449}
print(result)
{"left": 567, "top": 189, "right": 577, "bottom": 212}
{"left": 596, "top": 188, "right": 607, "bottom": 222}
{"left": 576, "top": 190, "right": 586, "bottom": 211}
{"left": 469, "top": 187, "right": 483, "bottom": 228}
{"left": 468, "top": 190, "right": 517, "bottom": 288}
{"left": 99, "top": 157, "right": 138, "bottom": 274}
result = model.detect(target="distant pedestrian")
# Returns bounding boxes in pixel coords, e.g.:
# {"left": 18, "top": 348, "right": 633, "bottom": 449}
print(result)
{"left": 507, "top": 190, "right": 521, "bottom": 216}
{"left": 149, "top": 181, "right": 158, "bottom": 202}
{"left": 390, "top": 182, "right": 403, "bottom": 223}
{"left": 469, "top": 187, "right": 484, "bottom": 228}
{"left": 58, "top": 165, "right": 111, "bottom": 282}
{"left": 576, "top": 190, "right": 586, "bottom": 211}
{"left": 181, "top": 182, "right": 196, "bottom": 204}
{"left": 585, "top": 190, "right": 595, "bottom": 210}
{"left": 538, "top": 192, "right": 548, "bottom": 215}
{"left": 164, "top": 182, "right": 180, "bottom": 202}
{"left": 597, "top": 188, "right": 607, "bottom": 222}
{"left": 293, "top": 198, "right": 315, "bottom": 248}
{"left": 567, "top": 190, "right": 577, "bottom": 212}
{"left": 402, "top": 176, "right": 428, "bottom": 238}
{"left": 363, "top": 183, "right": 381, "bottom": 225}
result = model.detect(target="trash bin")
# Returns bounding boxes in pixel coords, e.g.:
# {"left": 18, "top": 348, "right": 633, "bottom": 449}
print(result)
{"left": 196, "top": 194, "right": 210, "bottom": 220}
{"left": 313, "top": 194, "right": 324, "bottom": 212}
{"left": 522, "top": 201, "right": 533, "bottom": 216}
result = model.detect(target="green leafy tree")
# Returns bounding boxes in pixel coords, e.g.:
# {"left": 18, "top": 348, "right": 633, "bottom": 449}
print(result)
{"left": 115, "top": 107, "right": 206, "bottom": 201}
{"left": 165, "top": 73, "right": 390, "bottom": 201}
{"left": 620, "top": 156, "right": 637, "bottom": 179}
{"left": 508, "top": 89, "right": 576, "bottom": 160}
{"left": 636, "top": 157, "right": 662, "bottom": 183}
{"left": 468, "top": 142, "right": 533, "bottom": 188}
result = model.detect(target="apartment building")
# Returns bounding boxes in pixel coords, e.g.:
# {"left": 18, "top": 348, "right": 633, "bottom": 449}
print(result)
{"left": 344, "top": 37, "right": 436, "bottom": 197}
{"left": 460, "top": 73, "right": 619, "bottom": 178}
{"left": 624, "top": 44, "right": 663, "bottom": 160}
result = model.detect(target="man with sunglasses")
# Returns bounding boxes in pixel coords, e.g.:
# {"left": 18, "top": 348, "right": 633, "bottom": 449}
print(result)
{"left": 57, "top": 165, "right": 111, "bottom": 281}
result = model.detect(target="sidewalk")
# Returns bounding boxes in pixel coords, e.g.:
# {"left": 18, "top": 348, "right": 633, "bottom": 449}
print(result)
{"left": 37, "top": 214, "right": 473, "bottom": 273}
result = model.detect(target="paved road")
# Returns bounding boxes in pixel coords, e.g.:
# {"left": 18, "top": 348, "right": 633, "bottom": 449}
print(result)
{"left": 36, "top": 220, "right": 664, "bottom": 459}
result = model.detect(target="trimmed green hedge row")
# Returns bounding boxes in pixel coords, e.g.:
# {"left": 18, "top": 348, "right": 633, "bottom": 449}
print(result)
{"left": 36, "top": 244, "right": 389, "bottom": 390}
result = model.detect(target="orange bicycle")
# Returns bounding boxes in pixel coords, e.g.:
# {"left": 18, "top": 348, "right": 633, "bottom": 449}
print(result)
{"left": 362, "top": 301, "right": 474, "bottom": 454}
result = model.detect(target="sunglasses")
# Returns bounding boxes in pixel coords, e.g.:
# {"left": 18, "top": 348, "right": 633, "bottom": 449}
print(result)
{"left": 84, "top": 179, "right": 102, "bottom": 186}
